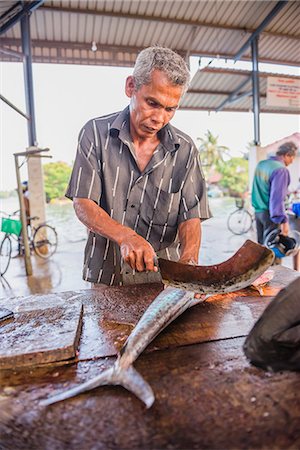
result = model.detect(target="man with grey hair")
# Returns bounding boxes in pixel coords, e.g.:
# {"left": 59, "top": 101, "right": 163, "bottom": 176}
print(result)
{"left": 252, "top": 141, "right": 297, "bottom": 245}
{"left": 66, "top": 46, "right": 210, "bottom": 286}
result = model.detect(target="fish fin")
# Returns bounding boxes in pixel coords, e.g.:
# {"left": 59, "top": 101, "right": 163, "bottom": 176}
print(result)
{"left": 40, "top": 364, "right": 155, "bottom": 409}
{"left": 117, "top": 364, "right": 155, "bottom": 408}
{"left": 39, "top": 366, "right": 116, "bottom": 406}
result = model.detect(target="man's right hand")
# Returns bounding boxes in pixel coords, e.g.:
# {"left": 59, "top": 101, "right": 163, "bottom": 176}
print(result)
{"left": 73, "top": 198, "right": 157, "bottom": 272}
{"left": 120, "top": 233, "right": 158, "bottom": 272}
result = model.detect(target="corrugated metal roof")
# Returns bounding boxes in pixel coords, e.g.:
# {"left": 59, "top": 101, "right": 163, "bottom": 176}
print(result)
{"left": 179, "top": 67, "right": 300, "bottom": 114}
{"left": 0, "top": 0, "right": 299, "bottom": 67}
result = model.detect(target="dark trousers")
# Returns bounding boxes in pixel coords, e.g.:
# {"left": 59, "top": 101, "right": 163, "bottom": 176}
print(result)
{"left": 255, "top": 211, "right": 279, "bottom": 245}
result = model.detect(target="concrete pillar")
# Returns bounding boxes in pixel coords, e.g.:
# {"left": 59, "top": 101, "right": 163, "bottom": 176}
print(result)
{"left": 27, "top": 148, "right": 46, "bottom": 228}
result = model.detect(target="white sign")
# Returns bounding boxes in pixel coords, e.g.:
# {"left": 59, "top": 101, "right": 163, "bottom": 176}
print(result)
{"left": 267, "top": 76, "right": 300, "bottom": 108}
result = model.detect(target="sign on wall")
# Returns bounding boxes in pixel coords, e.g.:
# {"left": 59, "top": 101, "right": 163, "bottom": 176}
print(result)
{"left": 267, "top": 76, "right": 300, "bottom": 108}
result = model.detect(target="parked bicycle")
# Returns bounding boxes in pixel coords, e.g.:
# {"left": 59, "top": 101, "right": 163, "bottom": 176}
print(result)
{"left": 0, "top": 210, "right": 58, "bottom": 276}
{"left": 227, "top": 198, "right": 254, "bottom": 235}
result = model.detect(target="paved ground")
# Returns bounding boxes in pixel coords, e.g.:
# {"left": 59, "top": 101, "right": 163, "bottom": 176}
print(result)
{"left": 0, "top": 199, "right": 296, "bottom": 299}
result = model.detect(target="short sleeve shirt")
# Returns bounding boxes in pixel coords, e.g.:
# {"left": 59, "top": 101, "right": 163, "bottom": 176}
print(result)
{"left": 66, "top": 107, "right": 210, "bottom": 285}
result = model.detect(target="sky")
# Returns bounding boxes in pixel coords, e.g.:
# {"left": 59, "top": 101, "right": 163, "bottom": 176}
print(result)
{"left": 0, "top": 57, "right": 299, "bottom": 191}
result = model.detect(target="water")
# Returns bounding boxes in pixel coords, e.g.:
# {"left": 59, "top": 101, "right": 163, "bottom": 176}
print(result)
{"left": 0, "top": 196, "right": 237, "bottom": 250}
{"left": 0, "top": 197, "right": 87, "bottom": 250}
{"left": 0, "top": 194, "right": 293, "bottom": 268}
{"left": 0, "top": 195, "right": 295, "bottom": 298}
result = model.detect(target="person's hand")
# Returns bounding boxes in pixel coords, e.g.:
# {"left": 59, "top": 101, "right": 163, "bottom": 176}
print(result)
{"left": 178, "top": 256, "right": 197, "bottom": 265}
{"left": 281, "top": 222, "right": 289, "bottom": 236}
{"left": 251, "top": 269, "right": 274, "bottom": 296}
{"left": 252, "top": 269, "right": 274, "bottom": 287}
{"left": 120, "top": 233, "right": 158, "bottom": 272}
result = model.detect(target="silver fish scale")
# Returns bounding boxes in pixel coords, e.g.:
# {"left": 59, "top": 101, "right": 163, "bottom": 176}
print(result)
{"left": 119, "top": 287, "right": 196, "bottom": 368}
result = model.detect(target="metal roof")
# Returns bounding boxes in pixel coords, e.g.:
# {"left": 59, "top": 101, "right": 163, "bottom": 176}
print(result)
{"left": 0, "top": 0, "right": 300, "bottom": 67}
{"left": 179, "top": 67, "right": 300, "bottom": 114}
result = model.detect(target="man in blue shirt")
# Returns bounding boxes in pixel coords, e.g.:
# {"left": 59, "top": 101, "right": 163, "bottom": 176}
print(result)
{"left": 252, "top": 142, "right": 297, "bottom": 244}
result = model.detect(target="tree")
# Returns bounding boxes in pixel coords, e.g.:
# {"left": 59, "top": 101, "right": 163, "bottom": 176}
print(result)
{"left": 43, "top": 161, "right": 72, "bottom": 201}
{"left": 197, "top": 130, "right": 230, "bottom": 178}
{"left": 217, "top": 157, "right": 249, "bottom": 196}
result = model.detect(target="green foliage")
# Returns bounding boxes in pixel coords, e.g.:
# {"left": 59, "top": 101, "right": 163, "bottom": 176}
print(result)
{"left": 197, "top": 130, "right": 230, "bottom": 178}
{"left": 197, "top": 130, "right": 249, "bottom": 196}
{"left": 43, "top": 161, "right": 72, "bottom": 201}
{"left": 0, "top": 190, "right": 17, "bottom": 199}
{"left": 217, "top": 157, "right": 249, "bottom": 196}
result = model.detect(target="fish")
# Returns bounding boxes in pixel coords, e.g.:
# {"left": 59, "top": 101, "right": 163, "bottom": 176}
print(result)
{"left": 40, "top": 240, "right": 274, "bottom": 408}
{"left": 40, "top": 287, "right": 197, "bottom": 408}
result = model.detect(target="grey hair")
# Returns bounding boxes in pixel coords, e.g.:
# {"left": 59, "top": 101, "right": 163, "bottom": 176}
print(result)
{"left": 132, "top": 46, "right": 190, "bottom": 93}
{"left": 276, "top": 141, "right": 297, "bottom": 157}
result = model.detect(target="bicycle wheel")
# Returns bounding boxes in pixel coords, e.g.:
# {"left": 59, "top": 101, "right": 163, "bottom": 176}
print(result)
{"left": 0, "top": 235, "right": 12, "bottom": 276}
{"left": 227, "top": 209, "right": 253, "bottom": 235}
{"left": 33, "top": 224, "right": 58, "bottom": 259}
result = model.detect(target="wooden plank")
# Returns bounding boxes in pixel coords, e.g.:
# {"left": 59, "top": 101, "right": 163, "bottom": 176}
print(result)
{"left": 0, "top": 266, "right": 298, "bottom": 363}
{"left": 76, "top": 266, "right": 300, "bottom": 359}
{"left": 0, "top": 303, "right": 83, "bottom": 369}
{"left": 0, "top": 338, "right": 299, "bottom": 449}
{"left": 0, "top": 266, "right": 299, "bottom": 448}
{"left": 78, "top": 294, "right": 271, "bottom": 359}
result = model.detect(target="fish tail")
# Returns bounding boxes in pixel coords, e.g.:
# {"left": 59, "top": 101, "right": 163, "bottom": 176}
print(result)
{"left": 40, "top": 363, "right": 155, "bottom": 408}
{"left": 115, "top": 364, "right": 155, "bottom": 408}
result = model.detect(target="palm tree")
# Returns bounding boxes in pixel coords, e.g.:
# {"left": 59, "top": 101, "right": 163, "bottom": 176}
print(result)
{"left": 197, "top": 130, "right": 230, "bottom": 173}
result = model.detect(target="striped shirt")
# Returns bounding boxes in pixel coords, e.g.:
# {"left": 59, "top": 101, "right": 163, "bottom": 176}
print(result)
{"left": 66, "top": 107, "right": 210, "bottom": 285}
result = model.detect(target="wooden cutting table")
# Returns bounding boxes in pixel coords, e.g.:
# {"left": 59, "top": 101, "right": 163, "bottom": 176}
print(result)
{"left": 0, "top": 265, "right": 299, "bottom": 450}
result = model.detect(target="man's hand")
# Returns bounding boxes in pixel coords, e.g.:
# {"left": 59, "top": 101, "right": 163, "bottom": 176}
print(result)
{"left": 73, "top": 198, "right": 157, "bottom": 273}
{"left": 178, "top": 257, "right": 197, "bottom": 265}
{"left": 281, "top": 222, "right": 289, "bottom": 236}
{"left": 120, "top": 233, "right": 157, "bottom": 272}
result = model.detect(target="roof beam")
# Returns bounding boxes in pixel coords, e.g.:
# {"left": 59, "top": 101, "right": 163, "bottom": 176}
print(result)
{"left": 234, "top": 0, "right": 288, "bottom": 62}
{"left": 187, "top": 89, "right": 235, "bottom": 96}
{"left": 0, "top": 1, "right": 22, "bottom": 31}
{"left": 0, "top": 45, "right": 22, "bottom": 59}
{"left": 197, "top": 68, "right": 300, "bottom": 80}
{"left": 216, "top": 77, "right": 252, "bottom": 112}
{"left": 0, "top": 0, "right": 44, "bottom": 36}
{"left": 39, "top": 4, "right": 298, "bottom": 41}
{"left": 0, "top": 93, "right": 29, "bottom": 120}
{"left": 0, "top": 2, "right": 22, "bottom": 24}
{"left": 0, "top": 37, "right": 142, "bottom": 53}
{"left": 185, "top": 89, "right": 267, "bottom": 98}
{"left": 40, "top": 4, "right": 249, "bottom": 32}
{"left": 1, "top": 38, "right": 298, "bottom": 67}
{"left": 179, "top": 106, "right": 296, "bottom": 115}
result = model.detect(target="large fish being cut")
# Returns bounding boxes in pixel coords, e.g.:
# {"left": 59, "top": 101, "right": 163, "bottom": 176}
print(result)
{"left": 40, "top": 240, "right": 274, "bottom": 408}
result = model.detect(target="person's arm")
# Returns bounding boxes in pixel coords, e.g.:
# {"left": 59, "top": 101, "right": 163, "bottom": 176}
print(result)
{"left": 176, "top": 144, "right": 210, "bottom": 265}
{"left": 269, "top": 168, "right": 290, "bottom": 234}
{"left": 73, "top": 198, "right": 157, "bottom": 272}
{"left": 178, "top": 218, "right": 201, "bottom": 264}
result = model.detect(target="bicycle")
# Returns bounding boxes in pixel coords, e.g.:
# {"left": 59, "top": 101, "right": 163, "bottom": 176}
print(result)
{"left": 0, "top": 210, "right": 58, "bottom": 276}
{"left": 227, "top": 198, "right": 254, "bottom": 235}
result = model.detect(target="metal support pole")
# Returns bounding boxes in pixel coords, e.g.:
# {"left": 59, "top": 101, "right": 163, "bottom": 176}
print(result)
{"left": 251, "top": 36, "right": 260, "bottom": 146}
{"left": 21, "top": 12, "right": 37, "bottom": 147}
{"left": 14, "top": 155, "right": 32, "bottom": 276}
{"left": 0, "top": 93, "right": 30, "bottom": 120}
{"left": 234, "top": 0, "right": 288, "bottom": 62}
{"left": 20, "top": 10, "right": 47, "bottom": 237}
